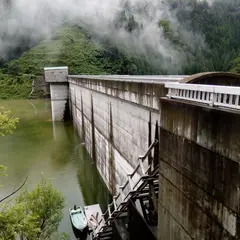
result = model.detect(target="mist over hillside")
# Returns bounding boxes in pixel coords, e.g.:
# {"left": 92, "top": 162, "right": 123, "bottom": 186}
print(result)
{"left": 0, "top": 0, "right": 240, "bottom": 74}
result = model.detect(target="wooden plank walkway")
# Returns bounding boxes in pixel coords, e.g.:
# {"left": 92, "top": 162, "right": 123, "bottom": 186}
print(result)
{"left": 84, "top": 204, "right": 104, "bottom": 237}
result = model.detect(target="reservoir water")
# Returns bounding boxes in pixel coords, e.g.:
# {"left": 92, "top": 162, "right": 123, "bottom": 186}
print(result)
{"left": 0, "top": 99, "right": 111, "bottom": 239}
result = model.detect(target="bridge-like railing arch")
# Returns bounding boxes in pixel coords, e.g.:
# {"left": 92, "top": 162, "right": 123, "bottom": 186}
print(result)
{"left": 165, "top": 83, "right": 240, "bottom": 110}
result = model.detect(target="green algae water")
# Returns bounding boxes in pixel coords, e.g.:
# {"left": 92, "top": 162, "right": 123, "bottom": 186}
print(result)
{"left": 0, "top": 99, "right": 111, "bottom": 239}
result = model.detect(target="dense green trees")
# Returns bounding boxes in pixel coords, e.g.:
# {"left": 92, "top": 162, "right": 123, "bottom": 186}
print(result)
{"left": 174, "top": 0, "right": 240, "bottom": 73}
{"left": 125, "top": 0, "right": 240, "bottom": 74}
{"left": 16, "top": 177, "right": 65, "bottom": 240}
{"left": 0, "top": 175, "right": 66, "bottom": 240}
{"left": 231, "top": 57, "right": 240, "bottom": 73}
{"left": 101, "top": 0, "right": 240, "bottom": 75}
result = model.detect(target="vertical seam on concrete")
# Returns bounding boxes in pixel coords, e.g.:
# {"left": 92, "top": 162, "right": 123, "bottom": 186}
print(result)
{"left": 109, "top": 102, "right": 116, "bottom": 195}
{"left": 81, "top": 94, "right": 85, "bottom": 140}
{"left": 91, "top": 94, "right": 97, "bottom": 163}
{"left": 148, "top": 111, "right": 152, "bottom": 168}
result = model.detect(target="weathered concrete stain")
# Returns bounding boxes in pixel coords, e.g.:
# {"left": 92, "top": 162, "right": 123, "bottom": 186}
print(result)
{"left": 158, "top": 99, "right": 240, "bottom": 239}
{"left": 70, "top": 77, "right": 165, "bottom": 110}
{"left": 148, "top": 111, "right": 152, "bottom": 168}
{"left": 91, "top": 95, "right": 97, "bottom": 164}
{"left": 160, "top": 99, "right": 240, "bottom": 163}
{"left": 153, "top": 121, "right": 159, "bottom": 168}
{"left": 63, "top": 99, "right": 71, "bottom": 121}
{"left": 68, "top": 77, "right": 160, "bottom": 195}
{"left": 109, "top": 103, "right": 116, "bottom": 195}
{"left": 81, "top": 94, "right": 85, "bottom": 140}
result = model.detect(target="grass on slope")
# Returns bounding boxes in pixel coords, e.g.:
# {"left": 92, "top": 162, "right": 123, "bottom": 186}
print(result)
{"left": 0, "top": 26, "right": 128, "bottom": 99}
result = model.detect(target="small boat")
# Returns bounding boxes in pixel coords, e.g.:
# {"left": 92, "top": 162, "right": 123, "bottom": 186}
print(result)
{"left": 69, "top": 205, "right": 88, "bottom": 232}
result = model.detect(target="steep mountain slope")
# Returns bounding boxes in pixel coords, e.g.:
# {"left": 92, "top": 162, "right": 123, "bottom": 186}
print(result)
{"left": 0, "top": 26, "right": 134, "bottom": 99}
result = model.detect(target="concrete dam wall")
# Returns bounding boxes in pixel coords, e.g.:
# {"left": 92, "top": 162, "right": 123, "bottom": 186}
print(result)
{"left": 45, "top": 67, "right": 240, "bottom": 239}
{"left": 68, "top": 76, "right": 164, "bottom": 194}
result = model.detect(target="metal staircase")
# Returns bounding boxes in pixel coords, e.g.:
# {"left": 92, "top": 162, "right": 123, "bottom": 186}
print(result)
{"left": 92, "top": 139, "right": 159, "bottom": 240}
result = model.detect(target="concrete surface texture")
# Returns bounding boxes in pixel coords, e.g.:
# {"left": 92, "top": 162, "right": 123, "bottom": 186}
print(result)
{"left": 68, "top": 77, "right": 162, "bottom": 195}
{"left": 158, "top": 98, "right": 240, "bottom": 239}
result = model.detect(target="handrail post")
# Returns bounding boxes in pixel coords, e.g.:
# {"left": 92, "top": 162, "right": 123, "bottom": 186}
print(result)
{"left": 108, "top": 204, "right": 112, "bottom": 219}
{"left": 113, "top": 196, "right": 117, "bottom": 210}
{"left": 101, "top": 214, "right": 105, "bottom": 222}
{"left": 127, "top": 173, "right": 134, "bottom": 190}
{"left": 209, "top": 88, "right": 217, "bottom": 107}
{"left": 119, "top": 186, "right": 125, "bottom": 202}
{"left": 167, "top": 88, "right": 172, "bottom": 98}
{"left": 139, "top": 159, "right": 146, "bottom": 175}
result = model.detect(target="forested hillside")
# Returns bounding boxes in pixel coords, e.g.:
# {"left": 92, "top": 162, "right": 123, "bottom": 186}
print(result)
{"left": 0, "top": 0, "right": 239, "bottom": 99}
{"left": 172, "top": 0, "right": 240, "bottom": 73}
{"left": 0, "top": 26, "right": 138, "bottom": 99}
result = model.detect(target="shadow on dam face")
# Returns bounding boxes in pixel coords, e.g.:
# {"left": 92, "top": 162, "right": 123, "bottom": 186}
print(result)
{"left": 63, "top": 99, "right": 72, "bottom": 121}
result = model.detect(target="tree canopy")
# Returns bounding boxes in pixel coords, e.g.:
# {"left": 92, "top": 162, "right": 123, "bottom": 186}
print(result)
{"left": 0, "top": 106, "right": 19, "bottom": 136}
{"left": 0, "top": 176, "right": 66, "bottom": 240}
{"left": 231, "top": 57, "right": 240, "bottom": 73}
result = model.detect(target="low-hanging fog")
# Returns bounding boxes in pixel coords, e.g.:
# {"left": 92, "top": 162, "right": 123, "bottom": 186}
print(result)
{"left": 0, "top": 0, "right": 237, "bottom": 72}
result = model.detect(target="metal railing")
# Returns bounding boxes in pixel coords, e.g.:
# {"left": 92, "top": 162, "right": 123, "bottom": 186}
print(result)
{"left": 165, "top": 83, "right": 240, "bottom": 110}
{"left": 93, "top": 139, "right": 158, "bottom": 239}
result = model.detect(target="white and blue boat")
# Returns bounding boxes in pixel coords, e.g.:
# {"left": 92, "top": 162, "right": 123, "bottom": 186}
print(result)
{"left": 69, "top": 205, "right": 88, "bottom": 232}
